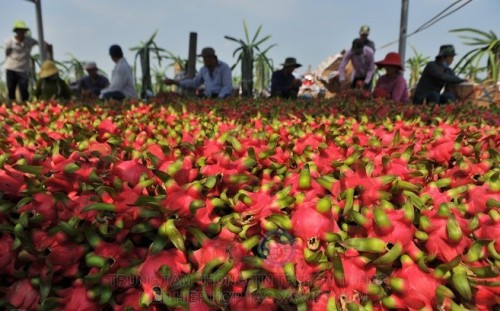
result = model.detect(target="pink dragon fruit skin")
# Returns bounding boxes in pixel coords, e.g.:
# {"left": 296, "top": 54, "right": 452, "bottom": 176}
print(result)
{"left": 5, "top": 278, "right": 40, "bottom": 311}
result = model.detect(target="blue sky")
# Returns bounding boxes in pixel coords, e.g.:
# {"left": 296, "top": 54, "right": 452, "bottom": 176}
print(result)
{"left": 1, "top": 0, "right": 499, "bottom": 81}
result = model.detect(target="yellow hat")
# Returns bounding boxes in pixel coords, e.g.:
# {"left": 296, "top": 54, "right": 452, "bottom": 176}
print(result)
{"left": 39, "top": 60, "right": 59, "bottom": 78}
{"left": 359, "top": 25, "right": 370, "bottom": 35}
{"left": 13, "top": 20, "right": 29, "bottom": 32}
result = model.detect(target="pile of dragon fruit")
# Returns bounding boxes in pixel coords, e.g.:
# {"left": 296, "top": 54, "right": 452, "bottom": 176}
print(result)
{"left": 0, "top": 96, "right": 499, "bottom": 311}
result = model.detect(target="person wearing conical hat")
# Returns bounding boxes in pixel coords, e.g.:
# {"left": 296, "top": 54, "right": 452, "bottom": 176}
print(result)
{"left": 270, "top": 57, "right": 303, "bottom": 99}
{"left": 34, "top": 60, "right": 71, "bottom": 100}
{"left": 413, "top": 44, "right": 467, "bottom": 104}
{"left": 372, "top": 52, "right": 409, "bottom": 103}
{"left": 3, "top": 20, "right": 38, "bottom": 102}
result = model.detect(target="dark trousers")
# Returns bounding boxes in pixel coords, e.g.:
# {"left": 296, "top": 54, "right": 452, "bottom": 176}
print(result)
{"left": 413, "top": 91, "right": 456, "bottom": 105}
{"left": 101, "top": 91, "right": 125, "bottom": 101}
{"left": 6, "top": 70, "right": 30, "bottom": 101}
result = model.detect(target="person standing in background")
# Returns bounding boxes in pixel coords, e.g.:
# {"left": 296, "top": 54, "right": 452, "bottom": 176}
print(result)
{"left": 3, "top": 21, "right": 38, "bottom": 102}
{"left": 359, "top": 25, "right": 375, "bottom": 52}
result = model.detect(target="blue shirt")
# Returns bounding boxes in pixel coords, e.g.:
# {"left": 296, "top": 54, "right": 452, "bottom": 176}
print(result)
{"left": 179, "top": 60, "right": 233, "bottom": 98}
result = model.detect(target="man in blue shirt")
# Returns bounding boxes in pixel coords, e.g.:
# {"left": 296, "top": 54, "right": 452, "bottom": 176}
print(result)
{"left": 164, "top": 47, "right": 233, "bottom": 99}
{"left": 270, "top": 57, "right": 302, "bottom": 99}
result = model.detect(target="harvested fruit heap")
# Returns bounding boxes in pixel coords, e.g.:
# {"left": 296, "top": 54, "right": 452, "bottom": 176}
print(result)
{"left": 0, "top": 95, "right": 499, "bottom": 311}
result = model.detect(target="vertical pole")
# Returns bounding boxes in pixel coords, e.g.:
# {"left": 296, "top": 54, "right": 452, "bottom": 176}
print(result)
{"left": 185, "top": 32, "right": 197, "bottom": 96}
{"left": 33, "top": 0, "right": 47, "bottom": 61}
{"left": 187, "top": 32, "right": 197, "bottom": 78}
{"left": 398, "top": 0, "right": 409, "bottom": 67}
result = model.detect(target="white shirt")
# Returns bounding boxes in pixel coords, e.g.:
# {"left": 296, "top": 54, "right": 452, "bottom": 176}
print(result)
{"left": 4, "top": 35, "right": 38, "bottom": 73}
{"left": 100, "top": 58, "right": 138, "bottom": 99}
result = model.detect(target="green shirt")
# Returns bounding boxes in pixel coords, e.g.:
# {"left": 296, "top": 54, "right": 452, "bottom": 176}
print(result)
{"left": 34, "top": 76, "right": 71, "bottom": 100}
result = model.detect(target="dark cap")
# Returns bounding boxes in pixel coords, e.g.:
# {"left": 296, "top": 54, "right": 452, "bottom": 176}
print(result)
{"left": 437, "top": 44, "right": 456, "bottom": 57}
{"left": 352, "top": 39, "right": 364, "bottom": 55}
{"left": 198, "top": 47, "right": 216, "bottom": 57}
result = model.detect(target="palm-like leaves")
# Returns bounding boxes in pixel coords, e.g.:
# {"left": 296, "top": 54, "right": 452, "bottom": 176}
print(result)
{"left": 225, "top": 21, "right": 276, "bottom": 97}
{"left": 450, "top": 28, "right": 500, "bottom": 83}
{"left": 61, "top": 53, "right": 85, "bottom": 82}
{"left": 130, "top": 30, "right": 166, "bottom": 97}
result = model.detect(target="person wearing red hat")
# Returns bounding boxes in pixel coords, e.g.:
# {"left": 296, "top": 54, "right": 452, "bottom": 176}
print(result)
{"left": 372, "top": 52, "right": 409, "bottom": 103}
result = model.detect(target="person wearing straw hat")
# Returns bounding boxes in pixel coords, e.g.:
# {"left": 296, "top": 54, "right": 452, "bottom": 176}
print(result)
{"left": 270, "top": 57, "right": 303, "bottom": 99}
{"left": 372, "top": 52, "right": 409, "bottom": 103}
{"left": 3, "top": 20, "right": 39, "bottom": 102}
{"left": 72, "top": 61, "right": 109, "bottom": 98}
{"left": 34, "top": 60, "right": 71, "bottom": 101}
{"left": 413, "top": 44, "right": 466, "bottom": 104}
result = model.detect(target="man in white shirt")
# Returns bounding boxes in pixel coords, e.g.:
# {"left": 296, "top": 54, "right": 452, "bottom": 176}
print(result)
{"left": 3, "top": 21, "right": 38, "bottom": 102}
{"left": 100, "top": 44, "right": 138, "bottom": 101}
{"left": 163, "top": 47, "right": 233, "bottom": 99}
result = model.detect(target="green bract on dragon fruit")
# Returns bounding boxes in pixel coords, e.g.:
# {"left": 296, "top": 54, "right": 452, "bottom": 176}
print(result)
{"left": 0, "top": 96, "right": 499, "bottom": 311}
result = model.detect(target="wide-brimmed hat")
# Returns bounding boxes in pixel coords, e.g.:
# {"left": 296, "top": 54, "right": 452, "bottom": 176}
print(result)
{"left": 198, "top": 47, "right": 216, "bottom": 57}
{"left": 39, "top": 60, "right": 59, "bottom": 78}
{"left": 375, "top": 52, "right": 404, "bottom": 70}
{"left": 282, "top": 57, "right": 302, "bottom": 68}
{"left": 85, "top": 62, "right": 98, "bottom": 70}
{"left": 359, "top": 25, "right": 370, "bottom": 35}
{"left": 13, "top": 20, "right": 29, "bottom": 32}
{"left": 437, "top": 44, "right": 456, "bottom": 57}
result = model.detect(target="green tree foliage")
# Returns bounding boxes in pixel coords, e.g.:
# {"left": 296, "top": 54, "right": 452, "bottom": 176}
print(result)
{"left": 225, "top": 21, "right": 276, "bottom": 97}
{"left": 451, "top": 28, "right": 500, "bottom": 83}
{"left": 130, "top": 30, "right": 165, "bottom": 97}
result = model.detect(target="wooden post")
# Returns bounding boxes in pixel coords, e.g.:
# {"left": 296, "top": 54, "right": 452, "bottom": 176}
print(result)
{"left": 187, "top": 32, "right": 197, "bottom": 78}
{"left": 186, "top": 32, "right": 197, "bottom": 96}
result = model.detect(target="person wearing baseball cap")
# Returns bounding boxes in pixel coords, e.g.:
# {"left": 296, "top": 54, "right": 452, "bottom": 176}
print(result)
{"left": 359, "top": 25, "right": 375, "bottom": 52}
{"left": 270, "top": 57, "right": 303, "bottom": 99}
{"left": 3, "top": 20, "right": 38, "bottom": 102}
{"left": 164, "top": 47, "right": 233, "bottom": 99}
{"left": 72, "top": 62, "right": 110, "bottom": 98}
{"left": 372, "top": 52, "right": 409, "bottom": 103}
{"left": 413, "top": 44, "right": 467, "bottom": 104}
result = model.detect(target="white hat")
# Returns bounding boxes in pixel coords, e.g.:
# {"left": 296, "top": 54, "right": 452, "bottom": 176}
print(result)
{"left": 85, "top": 62, "right": 97, "bottom": 70}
